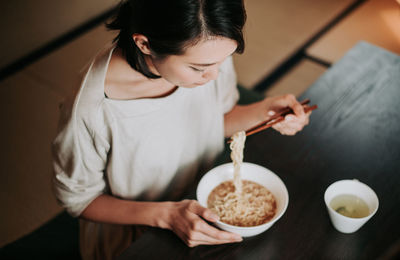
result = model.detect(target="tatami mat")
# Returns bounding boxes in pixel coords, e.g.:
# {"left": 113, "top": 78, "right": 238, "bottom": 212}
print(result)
{"left": 306, "top": 0, "right": 400, "bottom": 63}
{"left": 0, "top": 73, "right": 64, "bottom": 247}
{"left": 233, "top": 0, "right": 357, "bottom": 89}
{"left": 24, "top": 25, "right": 116, "bottom": 98}
{"left": 264, "top": 59, "right": 327, "bottom": 98}
{"left": 0, "top": 23, "right": 116, "bottom": 247}
{"left": 0, "top": 0, "right": 118, "bottom": 70}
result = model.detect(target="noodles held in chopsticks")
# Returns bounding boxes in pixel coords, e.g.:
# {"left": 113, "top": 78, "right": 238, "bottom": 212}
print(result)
{"left": 207, "top": 131, "right": 276, "bottom": 227}
{"left": 230, "top": 131, "right": 246, "bottom": 194}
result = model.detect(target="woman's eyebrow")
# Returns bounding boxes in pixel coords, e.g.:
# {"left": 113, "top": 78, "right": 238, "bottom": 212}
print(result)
{"left": 189, "top": 62, "right": 217, "bottom": 67}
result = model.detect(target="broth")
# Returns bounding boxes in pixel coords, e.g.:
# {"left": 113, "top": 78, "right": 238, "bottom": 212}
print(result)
{"left": 330, "top": 194, "right": 370, "bottom": 218}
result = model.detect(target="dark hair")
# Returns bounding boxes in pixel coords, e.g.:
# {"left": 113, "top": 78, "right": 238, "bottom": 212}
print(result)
{"left": 107, "top": 0, "right": 246, "bottom": 78}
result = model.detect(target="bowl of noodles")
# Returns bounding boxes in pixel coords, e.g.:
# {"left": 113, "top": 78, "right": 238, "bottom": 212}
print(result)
{"left": 196, "top": 131, "right": 288, "bottom": 237}
{"left": 196, "top": 162, "right": 289, "bottom": 237}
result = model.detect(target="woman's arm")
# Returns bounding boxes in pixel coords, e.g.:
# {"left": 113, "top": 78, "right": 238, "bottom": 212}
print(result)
{"left": 80, "top": 194, "right": 167, "bottom": 226}
{"left": 80, "top": 195, "right": 242, "bottom": 247}
{"left": 224, "top": 94, "right": 310, "bottom": 137}
{"left": 224, "top": 99, "right": 270, "bottom": 138}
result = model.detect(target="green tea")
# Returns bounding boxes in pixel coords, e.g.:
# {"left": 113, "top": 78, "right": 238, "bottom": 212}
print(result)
{"left": 330, "top": 194, "right": 370, "bottom": 218}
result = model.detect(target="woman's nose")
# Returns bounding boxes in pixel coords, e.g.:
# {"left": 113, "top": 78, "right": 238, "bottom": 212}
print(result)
{"left": 202, "top": 67, "right": 219, "bottom": 81}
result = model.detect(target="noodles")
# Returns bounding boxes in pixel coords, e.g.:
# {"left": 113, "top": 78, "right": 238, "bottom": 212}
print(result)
{"left": 230, "top": 131, "right": 246, "bottom": 194}
{"left": 207, "top": 130, "right": 277, "bottom": 227}
{"left": 207, "top": 180, "right": 276, "bottom": 226}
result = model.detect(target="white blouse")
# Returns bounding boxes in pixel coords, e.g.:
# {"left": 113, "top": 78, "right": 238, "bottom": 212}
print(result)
{"left": 52, "top": 44, "right": 239, "bottom": 217}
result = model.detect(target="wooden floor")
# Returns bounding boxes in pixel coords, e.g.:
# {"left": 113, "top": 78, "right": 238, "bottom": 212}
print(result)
{"left": 1, "top": 0, "right": 399, "bottom": 247}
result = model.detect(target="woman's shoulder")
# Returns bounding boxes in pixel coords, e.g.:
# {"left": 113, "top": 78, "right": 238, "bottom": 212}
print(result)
{"left": 58, "top": 44, "right": 115, "bottom": 133}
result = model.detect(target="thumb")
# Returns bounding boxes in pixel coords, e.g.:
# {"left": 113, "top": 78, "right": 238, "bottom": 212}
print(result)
{"left": 191, "top": 201, "right": 219, "bottom": 222}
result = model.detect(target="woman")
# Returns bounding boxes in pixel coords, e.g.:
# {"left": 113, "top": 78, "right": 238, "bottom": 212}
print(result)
{"left": 52, "top": 0, "right": 310, "bottom": 259}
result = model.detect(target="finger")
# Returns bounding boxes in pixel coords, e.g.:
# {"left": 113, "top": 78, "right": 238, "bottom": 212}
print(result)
{"left": 274, "top": 119, "right": 304, "bottom": 131}
{"left": 284, "top": 114, "right": 296, "bottom": 122}
{"left": 267, "top": 110, "right": 276, "bottom": 117}
{"left": 198, "top": 221, "right": 242, "bottom": 242}
{"left": 187, "top": 230, "right": 242, "bottom": 246}
{"left": 276, "top": 127, "right": 297, "bottom": 135}
{"left": 189, "top": 236, "right": 242, "bottom": 247}
{"left": 304, "top": 113, "right": 310, "bottom": 125}
{"left": 274, "top": 129, "right": 297, "bottom": 136}
{"left": 291, "top": 100, "right": 306, "bottom": 117}
{"left": 284, "top": 94, "right": 305, "bottom": 117}
{"left": 285, "top": 114, "right": 309, "bottom": 127}
{"left": 188, "top": 216, "right": 242, "bottom": 241}
{"left": 274, "top": 110, "right": 311, "bottom": 134}
{"left": 185, "top": 235, "right": 242, "bottom": 247}
{"left": 284, "top": 129, "right": 297, "bottom": 136}
{"left": 272, "top": 122, "right": 285, "bottom": 132}
{"left": 273, "top": 122, "right": 303, "bottom": 135}
{"left": 188, "top": 200, "right": 219, "bottom": 222}
{"left": 305, "top": 111, "right": 312, "bottom": 124}
{"left": 185, "top": 218, "right": 242, "bottom": 246}
{"left": 274, "top": 94, "right": 305, "bottom": 116}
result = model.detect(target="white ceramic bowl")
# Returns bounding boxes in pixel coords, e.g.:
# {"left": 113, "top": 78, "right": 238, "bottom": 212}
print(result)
{"left": 196, "top": 162, "right": 289, "bottom": 237}
{"left": 324, "top": 179, "right": 379, "bottom": 233}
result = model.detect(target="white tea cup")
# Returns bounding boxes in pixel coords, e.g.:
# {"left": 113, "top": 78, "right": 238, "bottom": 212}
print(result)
{"left": 324, "top": 179, "right": 379, "bottom": 233}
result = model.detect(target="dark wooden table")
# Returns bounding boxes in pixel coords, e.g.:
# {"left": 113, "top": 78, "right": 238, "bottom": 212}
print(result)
{"left": 117, "top": 42, "right": 400, "bottom": 260}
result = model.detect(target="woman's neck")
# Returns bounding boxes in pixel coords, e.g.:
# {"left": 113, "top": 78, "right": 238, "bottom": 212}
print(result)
{"left": 104, "top": 48, "right": 176, "bottom": 100}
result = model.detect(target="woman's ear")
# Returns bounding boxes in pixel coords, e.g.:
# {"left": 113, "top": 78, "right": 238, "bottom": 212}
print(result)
{"left": 132, "top": 34, "right": 152, "bottom": 55}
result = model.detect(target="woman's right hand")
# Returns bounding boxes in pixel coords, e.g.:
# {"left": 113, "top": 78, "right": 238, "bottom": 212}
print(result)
{"left": 159, "top": 200, "right": 242, "bottom": 247}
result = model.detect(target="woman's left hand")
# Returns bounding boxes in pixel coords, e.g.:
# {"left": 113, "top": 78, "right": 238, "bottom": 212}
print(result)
{"left": 263, "top": 94, "right": 311, "bottom": 135}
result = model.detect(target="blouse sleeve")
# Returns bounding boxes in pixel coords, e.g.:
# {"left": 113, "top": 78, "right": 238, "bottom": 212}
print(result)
{"left": 52, "top": 105, "right": 109, "bottom": 217}
{"left": 216, "top": 56, "right": 240, "bottom": 114}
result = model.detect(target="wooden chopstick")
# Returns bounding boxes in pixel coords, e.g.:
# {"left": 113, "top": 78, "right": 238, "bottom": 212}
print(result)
{"left": 245, "top": 99, "right": 310, "bottom": 133}
{"left": 245, "top": 104, "right": 317, "bottom": 136}
{"left": 227, "top": 99, "right": 317, "bottom": 143}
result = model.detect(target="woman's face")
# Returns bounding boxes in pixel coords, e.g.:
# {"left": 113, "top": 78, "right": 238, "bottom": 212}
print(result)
{"left": 150, "top": 37, "right": 238, "bottom": 88}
